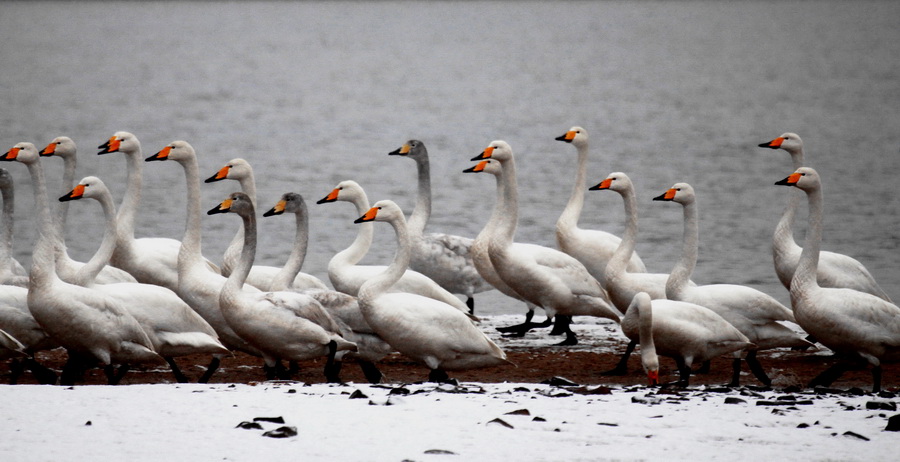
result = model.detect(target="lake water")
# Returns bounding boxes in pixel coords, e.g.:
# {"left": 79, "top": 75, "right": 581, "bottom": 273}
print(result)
{"left": 2, "top": 1, "right": 898, "bottom": 314}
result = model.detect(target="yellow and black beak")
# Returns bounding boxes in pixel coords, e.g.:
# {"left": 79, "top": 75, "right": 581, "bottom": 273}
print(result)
{"left": 555, "top": 130, "right": 576, "bottom": 143}
{"left": 389, "top": 143, "right": 411, "bottom": 156}
{"left": 653, "top": 188, "right": 677, "bottom": 201}
{"left": 463, "top": 160, "right": 488, "bottom": 173}
{"left": 98, "top": 136, "right": 121, "bottom": 155}
{"left": 588, "top": 178, "right": 613, "bottom": 191}
{"left": 205, "top": 165, "right": 230, "bottom": 183}
{"left": 758, "top": 137, "right": 784, "bottom": 149}
{"left": 0, "top": 147, "right": 20, "bottom": 162}
{"left": 263, "top": 200, "right": 286, "bottom": 217}
{"left": 470, "top": 145, "right": 494, "bottom": 161}
{"left": 146, "top": 145, "right": 172, "bottom": 162}
{"left": 353, "top": 206, "right": 379, "bottom": 224}
{"left": 316, "top": 188, "right": 340, "bottom": 204}
{"left": 40, "top": 142, "right": 57, "bottom": 157}
{"left": 59, "top": 184, "right": 86, "bottom": 202}
{"left": 207, "top": 198, "right": 233, "bottom": 215}
{"left": 775, "top": 172, "right": 802, "bottom": 186}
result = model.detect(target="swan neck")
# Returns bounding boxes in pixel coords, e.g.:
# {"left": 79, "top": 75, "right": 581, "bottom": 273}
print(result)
{"left": 74, "top": 192, "right": 118, "bottom": 285}
{"left": 558, "top": 143, "right": 588, "bottom": 230}
{"left": 359, "top": 213, "right": 411, "bottom": 301}
{"left": 610, "top": 186, "right": 638, "bottom": 269}
{"left": 221, "top": 176, "right": 256, "bottom": 277}
{"left": 334, "top": 194, "right": 374, "bottom": 266}
{"left": 225, "top": 211, "right": 256, "bottom": 294}
{"left": 408, "top": 155, "right": 431, "bottom": 236}
{"left": 637, "top": 300, "right": 656, "bottom": 362}
{"left": 493, "top": 157, "right": 519, "bottom": 246}
{"left": 0, "top": 182, "right": 14, "bottom": 263}
{"left": 794, "top": 186, "right": 823, "bottom": 294}
{"left": 117, "top": 149, "right": 142, "bottom": 240}
{"left": 668, "top": 201, "right": 698, "bottom": 297}
{"left": 25, "top": 160, "right": 58, "bottom": 284}
{"left": 55, "top": 155, "right": 77, "bottom": 229}
{"left": 271, "top": 209, "right": 309, "bottom": 291}
{"left": 179, "top": 157, "right": 204, "bottom": 264}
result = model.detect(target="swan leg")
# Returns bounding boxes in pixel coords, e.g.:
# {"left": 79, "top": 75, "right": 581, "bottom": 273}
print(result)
{"left": 60, "top": 351, "right": 89, "bottom": 386}
{"left": 675, "top": 357, "right": 691, "bottom": 387}
{"left": 428, "top": 368, "right": 456, "bottom": 384}
{"left": 808, "top": 360, "right": 853, "bottom": 389}
{"left": 165, "top": 357, "right": 190, "bottom": 383}
{"left": 600, "top": 339, "right": 636, "bottom": 376}
{"left": 465, "top": 297, "right": 475, "bottom": 315}
{"left": 358, "top": 359, "right": 383, "bottom": 384}
{"left": 197, "top": 356, "right": 221, "bottom": 384}
{"left": 745, "top": 350, "right": 772, "bottom": 387}
{"left": 104, "top": 364, "right": 129, "bottom": 385}
{"left": 288, "top": 360, "right": 300, "bottom": 375}
{"left": 872, "top": 365, "right": 883, "bottom": 393}
{"left": 496, "top": 309, "right": 536, "bottom": 335}
{"left": 728, "top": 358, "right": 742, "bottom": 387}
{"left": 263, "top": 361, "right": 291, "bottom": 380}
{"left": 323, "top": 340, "right": 343, "bottom": 383}
{"left": 552, "top": 316, "right": 578, "bottom": 346}
{"left": 694, "top": 361, "right": 711, "bottom": 374}
{"left": 24, "top": 357, "right": 58, "bottom": 385}
{"left": 549, "top": 315, "right": 571, "bottom": 336}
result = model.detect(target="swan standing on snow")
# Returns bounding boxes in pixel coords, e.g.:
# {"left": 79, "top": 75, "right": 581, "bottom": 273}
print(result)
{"left": 208, "top": 192, "right": 357, "bottom": 382}
{"left": 0, "top": 168, "right": 28, "bottom": 287}
{"left": 388, "top": 140, "right": 492, "bottom": 314}
{"left": 38, "top": 137, "right": 137, "bottom": 285}
{"left": 2, "top": 142, "right": 160, "bottom": 385}
{"left": 776, "top": 167, "right": 900, "bottom": 392}
{"left": 264, "top": 192, "right": 392, "bottom": 383}
{"left": 59, "top": 176, "right": 231, "bottom": 383}
{"left": 554, "top": 127, "right": 646, "bottom": 286}
{"left": 759, "top": 133, "right": 890, "bottom": 301}
{"left": 316, "top": 180, "right": 473, "bottom": 315}
{"left": 353, "top": 199, "right": 509, "bottom": 382}
{"left": 97, "top": 131, "right": 218, "bottom": 291}
{"left": 653, "top": 182, "right": 812, "bottom": 386}
{"left": 589, "top": 172, "right": 685, "bottom": 372}
{"left": 628, "top": 292, "right": 753, "bottom": 387}
{"left": 204, "top": 158, "right": 326, "bottom": 291}
{"left": 472, "top": 141, "right": 620, "bottom": 345}
{"left": 146, "top": 140, "right": 264, "bottom": 382}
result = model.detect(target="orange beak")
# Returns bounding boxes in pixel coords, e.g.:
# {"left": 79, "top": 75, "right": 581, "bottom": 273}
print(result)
{"left": 759, "top": 137, "right": 784, "bottom": 149}
{"left": 2, "top": 147, "right": 20, "bottom": 161}
{"left": 354, "top": 206, "right": 379, "bottom": 223}
{"left": 40, "top": 142, "right": 57, "bottom": 156}
{"left": 589, "top": 178, "right": 613, "bottom": 190}
{"left": 647, "top": 370, "right": 659, "bottom": 386}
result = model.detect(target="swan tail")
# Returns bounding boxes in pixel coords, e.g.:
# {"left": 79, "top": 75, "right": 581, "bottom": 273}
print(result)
{"left": 156, "top": 332, "right": 231, "bottom": 355}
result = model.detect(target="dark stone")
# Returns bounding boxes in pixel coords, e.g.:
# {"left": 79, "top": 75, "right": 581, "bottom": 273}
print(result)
{"left": 797, "top": 423, "right": 810, "bottom": 428}
{"left": 865, "top": 401, "right": 897, "bottom": 411}
{"left": 236, "top": 421, "right": 264, "bottom": 430}
{"left": 542, "top": 376, "right": 579, "bottom": 387}
{"left": 253, "top": 416, "right": 285, "bottom": 424}
{"left": 389, "top": 386, "right": 410, "bottom": 396}
{"left": 532, "top": 417, "right": 547, "bottom": 422}
{"left": 842, "top": 431, "right": 869, "bottom": 441}
{"left": 885, "top": 414, "right": 900, "bottom": 432}
{"left": 724, "top": 397, "right": 746, "bottom": 405}
{"left": 486, "top": 418, "right": 514, "bottom": 429}
{"left": 349, "top": 389, "right": 368, "bottom": 399}
{"left": 424, "top": 449, "right": 457, "bottom": 455}
{"left": 84, "top": 421, "right": 92, "bottom": 426}
{"left": 505, "top": 409, "right": 530, "bottom": 416}
{"left": 262, "top": 426, "right": 298, "bottom": 438}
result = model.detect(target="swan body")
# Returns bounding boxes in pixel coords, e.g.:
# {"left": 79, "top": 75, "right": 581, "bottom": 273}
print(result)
{"left": 628, "top": 292, "right": 753, "bottom": 386}
{"left": 2, "top": 142, "right": 160, "bottom": 380}
{"left": 354, "top": 200, "right": 508, "bottom": 381}
{"left": 60, "top": 176, "right": 230, "bottom": 379}
{"left": 209, "top": 192, "right": 357, "bottom": 382}
{"left": 146, "top": 141, "right": 262, "bottom": 361}
{"left": 776, "top": 167, "right": 900, "bottom": 392}
{"left": 0, "top": 285, "right": 58, "bottom": 354}
{"left": 760, "top": 133, "right": 890, "bottom": 301}
{"left": 389, "top": 140, "right": 492, "bottom": 313}
{"left": 204, "top": 158, "right": 326, "bottom": 291}
{"left": 316, "top": 180, "right": 472, "bottom": 314}
{"left": 555, "top": 126, "right": 646, "bottom": 286}
{"left": 38, "top": 137, "right": 137, "bottom": 285}
{"left": 473, "top": 141, "right": 620, "bottom": 344}
{"left": 98, "top": 131, "right": 218, "bottom": 291}
{"left": 0, "top": 168, "right": 28, "bottom": 286}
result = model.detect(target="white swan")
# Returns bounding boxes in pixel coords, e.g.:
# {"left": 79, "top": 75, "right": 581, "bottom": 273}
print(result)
{"left": 60, "top": 176, "right": 231, "bottom": 382}
{"left": 760, "top": 133, "right": 890, "bottom": 301}
{"left": 0, "top": 328, "right": 27, "bottom": 358}
{"left": 316, "top": 180, "right": 472, "bottom": 315}
{"left": 146, "top": 140, "right": 264, "bottom": 381}
{"left": 354, "top": 199, "right": 509, "bottom": 382}
{"left": 627, "top": 292, "right": 753, "bottom": 387}
{"left": 208, "top": 191, "right": 357, "bottom": 382}
{"left": 389, "top": 140, "right": 492, "bottom": 313}
{"left": 264, "top": 192, "right": 393, "bottom": 383}
{"left": 589, "top": 172, "right": 685, "bottom": 372}
{"left": 555, "top": 126, "right": 646, "bottom": 286}
{"left": 38, "top": 137, "right": 137, "bottom": 285}
{"left": 776, "top": 167, "right": 900, "bottom": 392}
{"left": 97, "top": 131, "right": 217, "bottom": 291}
{"left": 653, "top": 182, "right": 813, "bottom": 386}
{"left": 204, "top": 158, "right": 326, "bottom": 291}
{"left": 472, "top": 141, "right": 620, "bottom": 345}
{"left": 462, "top": 160, "right": 550, "bottom": 334}
{"left": 0, "top": 168, "right": 28, "bottom": 287}
{"left": 2, "top": 142, "right": 160, "bottom": 385}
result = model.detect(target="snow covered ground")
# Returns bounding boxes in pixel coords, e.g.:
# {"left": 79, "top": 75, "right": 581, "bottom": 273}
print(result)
{"left": 1, "top": 380, "right": 897, "bottom": 461}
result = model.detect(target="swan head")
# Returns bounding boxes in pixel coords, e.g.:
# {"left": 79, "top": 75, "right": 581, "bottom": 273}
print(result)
{"left": 775, "top": 166, "right": 820, "bottom": 192}
{"left": 389, "top": 139, "right": 427, "bottom": 161}
{"left": 146, "top": 140, "right": 195, "bottom": 163}
{"left": 1, "top": 142, "right": 39, "bottom": 164}
{"left": 98, "top": 131, "right": 140, "bottom": 155}
{"left": 59, "top": 176, "right": 109, "bottom": 202}
{"left": 207, "top": 191, "right": 254, "bottom": 217}
{"left": 264, "top": 192, "right": 307, "bottom": 218}
{"left": 317, "top": 180, "right": 366, "bottom": 205}
{"left": 588, "top": 171, "right": 632, "bottom": 195}
{"left": 555, "top": 126, "right": 588, "bottom": 147}
{"left": 205, "top": 158, "right": 252, "bottom": 183}
{"left": 471, "top": 140, "right": 513, "bottom": 162}
{"left": 759, "top": 132, "right": 803, "bottom": 155}
{"left": 40, "top": 136, "right": 76, "bottom": 159}
{"left": 652, "top": 182, "right": 695, "bottom": 205}
{"left": 462, "top": 159, "right": 502, "bottom": 176}
{"left": 353, "top": 199, "right": 404, "bottom": 224}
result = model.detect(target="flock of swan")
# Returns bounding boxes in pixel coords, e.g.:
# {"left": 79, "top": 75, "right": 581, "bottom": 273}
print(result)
{"left": 0, "top": 127, "right": 897, "bottom": 392}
